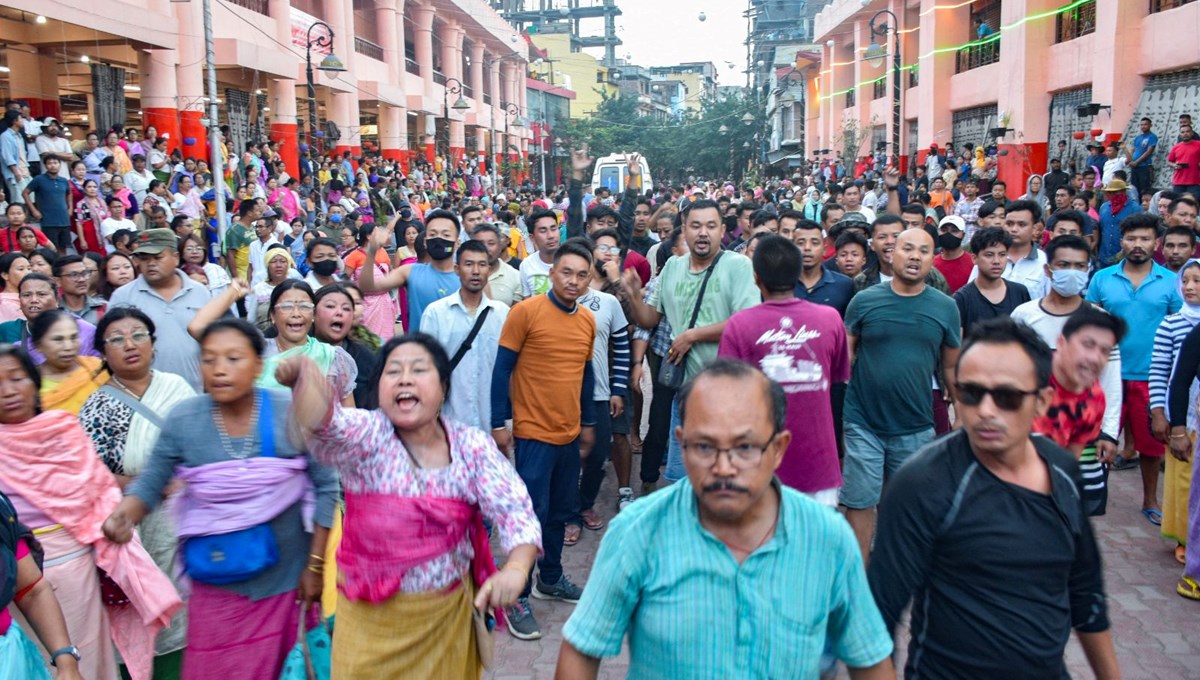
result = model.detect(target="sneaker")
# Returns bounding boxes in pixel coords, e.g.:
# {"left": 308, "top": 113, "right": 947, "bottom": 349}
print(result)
{"left": 532, "top": 573, "right": 584, "bottom": 603}
{"left": 504, "top": 597, "right": 542, "bottom": 640}
{"left": 617, "top": 487, "right": 634, "bottom": 512}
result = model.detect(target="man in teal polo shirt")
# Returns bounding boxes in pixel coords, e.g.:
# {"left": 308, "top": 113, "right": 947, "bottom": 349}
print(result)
{"left": 556, "top": 360, "right": 894, "bottom": 679}
{"left": 1086, "top": 212, "right": 1182, "bottom": 525}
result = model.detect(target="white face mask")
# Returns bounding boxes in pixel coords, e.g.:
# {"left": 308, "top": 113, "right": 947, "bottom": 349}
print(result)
{"left": 1050, "top": 268, "right": 1088, "bottom": 297}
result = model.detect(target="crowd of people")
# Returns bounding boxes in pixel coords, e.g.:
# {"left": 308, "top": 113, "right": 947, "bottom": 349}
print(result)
{"left": 0, "top": 97, "right": 1198, "bottom": 680}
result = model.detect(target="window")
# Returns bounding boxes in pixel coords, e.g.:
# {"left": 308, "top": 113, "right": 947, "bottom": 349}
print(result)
{"left": 958, "top": 0, "right": 1001, "bottom": 72}
{"left": 872, "top": 78, "right": 887, "bottom": 100}
{"left": 1150, "top": 0, "right": 1195, "bottom": 11}
{"left": 846, "top": 89, "right": 856, "bottom": 107}
{"left": 1056, "top": 0, "right": 1096, "bottom": 42}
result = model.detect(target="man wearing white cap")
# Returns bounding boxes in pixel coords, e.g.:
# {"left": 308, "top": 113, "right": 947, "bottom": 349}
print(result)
{"left": 34, "top": 117, "right": 73, "bottom": 160}
{"left": 933, "top": 215, "right": 973, "bottom": 293}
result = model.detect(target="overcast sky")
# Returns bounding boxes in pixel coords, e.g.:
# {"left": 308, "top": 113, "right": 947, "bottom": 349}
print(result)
{"left": 578, "top": 0, "right": 750, "bottom": 86}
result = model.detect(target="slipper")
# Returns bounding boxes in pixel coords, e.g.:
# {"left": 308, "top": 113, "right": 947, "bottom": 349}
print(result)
{"left": 1113, "top": 455, "right": 1140, "bottom": 470}
{"left": 1142, "top": 508, "right": 1163, "bottom": 526}
{"left": 564, "top": 524, "right": 581, "bottom": 546}
{"left": 580, "top": 510, "right": 606, "bottom": 532}
{"left": 1177, "top": 545, "right": 1188, "bottom": 565}
{"left": 1178, "top": 576, "right": 1200, "bottom": 601}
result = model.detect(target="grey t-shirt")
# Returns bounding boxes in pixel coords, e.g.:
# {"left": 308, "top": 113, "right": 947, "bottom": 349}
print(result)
{"left": 108, "top": 272, "right": 211, "bottom": 391}
{"left": 578, "top": 287, "right": 629, "bottom": 401}
{"left": 128, "top": 391, "right": 338, "bottom": 601}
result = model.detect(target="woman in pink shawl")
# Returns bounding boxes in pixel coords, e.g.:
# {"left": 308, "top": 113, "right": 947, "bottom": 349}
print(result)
{"left": 0, "top": 344, "right": 182, "bottom": 680}
{"left": 277, "top": 333, "right": 540, "bottom": 677}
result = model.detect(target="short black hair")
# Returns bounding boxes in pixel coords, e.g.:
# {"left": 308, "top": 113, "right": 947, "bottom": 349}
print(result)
{"left": 1169, "top": 196, "right": 1198, "bottom": 214}
{"left": 1047, "top": 210, "right": 1092, "bottom": 235}
{"left": 737, "top": 202, "right": 759, "bottom": 217}
{"left": 455, "top": 239, "right": 489, "bottom": 263}
{"left": 820, "top": 203, "right": 845, "bottom": 224}
{"left": 52, "top": 254, "right": 84, "bottom": 276}
{"left": 527, "top": 207, "right": 559, "bottom": 229}
{"left": 870, "top": 213, "right": 903, "bottom": 235}
{"left": 900, "top": 202, "right": 925, "bottom": 219}
{"left": 1006, "top": 199, "right": 1043, "bottom": 224}
{"left": 752, "top": 235, "right": 801, "bottom": 293}
{"left": 679, "top": 358, "right": 786, "bottom": 432}
{"left": 1044, "top": 235, "right": 1092, "bottom": 262}
{"left": 1118, "top": 212, "right": 1161, "bottom": 237}
{"left": 306, "top": 237, "right": 338, "bottom": 260}
{"left": 587, "top": 205, "right": 618, "bottom": 223}
{"left": 365, "top": 333, "right": 452, "bottom": 409}
{"left": 969, "top": 227, "right": 1012, "bottom": 253}
{"left": 1062, "top": 306, "right": 1127, "bottom": 344}
{"left": 553, "top": 237, "right": 594, "bottom": 266}
{"left": 834, "top": 229, "right": 869, "bottom": 254}
{"left": 751, "top": 210, "right": 778, "bottom": 229}
{"left": 424, "top": 208, "right": 462, "bottom": 234}
{"left": 1054, "top": 184, "right": 1077, "bottom": 197}
{"left": 199, "top": 317, "right": 266, "bottom": 357}
{"left": 238, "top": 200, "right": 258, "bottom": 218}
{"left": 958, "top": 317, "right": 1053, "bottom": 389}
{"left": 460, "top": 205, "right": 483, "bottom": 220}
{"left": 590, "top": 228, "right": 623, "bottom": 247}
{"left": 1163, "top": 225, "right": 1197, "bottom": 246}
{"left": 792, "top": 218, "right": 822, "bottom": 236}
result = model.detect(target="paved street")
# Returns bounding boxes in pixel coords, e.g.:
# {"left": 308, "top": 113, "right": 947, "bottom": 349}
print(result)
{"left": 488, "top": 455, "right": 1197, "bottom": 679}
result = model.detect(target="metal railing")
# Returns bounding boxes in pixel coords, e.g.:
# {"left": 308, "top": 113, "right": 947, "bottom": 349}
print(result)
{"left": 354, "top": 37, "right": 384, "bottom": 61}
{"left": 845, "top": 89, "right": 856, "bottom": 107}
{"left": 226, "top": 0, "right": 268, "bottom": 14}
{"left": 433, "top": 70, "right": 447, "bottom": 85}
{"left": 464, "top": 84, "right": 474, "bottom": 99}
{"left": 1150, "top": 0, "right": 1195, "bottom": 11}
{"left": 955, "top": 40, "right": 1000, "bottom": 73}
{"left": 405, "top": 58, "right": 420, "bottom": 75}
{"left": 872, "top": 78, "right": 886, "bottom": 100}
{"left": 1056, "top": 0, "right": 1096, "bottom": 42}
{"left": 483, "top": 92, "right": 492, "bottom": 105}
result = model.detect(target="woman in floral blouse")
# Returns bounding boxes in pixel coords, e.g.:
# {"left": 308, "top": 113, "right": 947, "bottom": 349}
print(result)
{"left": 276, "top": 333, "right": 541, "bottom": 678}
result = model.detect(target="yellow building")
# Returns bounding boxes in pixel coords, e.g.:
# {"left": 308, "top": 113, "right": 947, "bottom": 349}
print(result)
{"left": 529, "top": 33, "right": 617, "bottom": 119}
{"left": 648, "top": 63, "right": 717, "bottom": 115}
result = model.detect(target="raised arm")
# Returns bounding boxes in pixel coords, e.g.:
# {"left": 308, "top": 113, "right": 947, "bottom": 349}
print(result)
{"left": 566, "top": 146, "right": 594, "bottom": 239}
{"left": 617, "top": 153, "right": 642, "bottom": 243}
{"left": 187, "top": 278, "right": 249, "bottom": 339}
{"left": 361, "top": 222, "right": 411, "bottom": 292}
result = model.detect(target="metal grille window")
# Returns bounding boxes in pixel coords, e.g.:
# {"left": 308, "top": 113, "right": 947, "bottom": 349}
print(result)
{"left": 958, "top": 0, "right": 1001, "bottom": 73}
{"left": 951, "top": 104, "right": 998, "bottom": 150}
{"left": 1119, "top": 69, "right": 1200, "bottom": 190}
{"left": 846, "top": 89, "right": 856, "bottom": 107}
{"left": 1047, "top": 87, "right": 1093, "bottom": 176}
{"left": 1056, "top": 0, "right": 1096, "bottom": 42}
{"left": 956, "top": 40, "right": 1000, "bottom": 73}
{"left": 908, "top": 65, "right": 919, "bottom": 88}
{"left": 872, "top": 78, "right": 887, "bottom": 100}
{"left": 1150, "top": 0, "right": 1195, "bottom": 12}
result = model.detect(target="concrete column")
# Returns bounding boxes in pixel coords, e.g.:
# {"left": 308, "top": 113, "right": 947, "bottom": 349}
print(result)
{"left": 7, "top": 47, "right": 60, "bottom": 119}
{"left": 1090, "top": 0, "right": 1149, "bottom": 142}
{"left": 469, "top": 43, "right": 486, "bottom": 163}
{"left": 413, "top": 4, "right": 436, "bottom": 98}
{"left": 174, "top": 0, "right": 208, "bottom": 159}
{"left": 269, "top": 78, "right": 300, "bottom": 179}
{"left": 377, "top": 0, "right": 406, "bottom": 83}
{"left": 423, "top": 112, "right": 436, "bottom": 164}
{"left": 995, "top": 0, "right": 1062, "bottom": 191}
{"left": 379, "top": 104, "right": 405, "bottom": 163}
{"left": 139, "top": 50, "right": 182, "bottom": 153}
{"left": 915, "top": 0, "right": 965, "bottom": 165}
{"left": 440, "top": 23, "right": 466, "bottom": 163}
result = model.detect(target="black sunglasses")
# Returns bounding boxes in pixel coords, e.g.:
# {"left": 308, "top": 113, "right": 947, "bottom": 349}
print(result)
{"left": 955, "top": 383, "right": 1041, "bottom": 411}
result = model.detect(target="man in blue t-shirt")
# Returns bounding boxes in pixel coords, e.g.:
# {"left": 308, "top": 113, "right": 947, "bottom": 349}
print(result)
{"left": 21, "top": 154, "right": 72, "bottom": 254}
{"left": 360, "top": 208, "right": 461, "bottom": 332}
{"left": 1130, "top": 117, "right": 1159, "bottom": 199}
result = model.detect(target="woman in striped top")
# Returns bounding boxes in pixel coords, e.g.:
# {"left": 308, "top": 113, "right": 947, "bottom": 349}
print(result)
{"left": 1149, "top": 259, "right": 1200, "bottom": 564}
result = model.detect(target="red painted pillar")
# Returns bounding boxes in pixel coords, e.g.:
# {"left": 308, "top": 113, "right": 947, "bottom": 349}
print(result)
{"left": 180, "top": 110, "right": 208, "bottom": 160}
{"left": 997, "top": 142, "right": 1048, "bottom": 201}
{"left": 271, "top": 122, "right": 300, "bottom": 179}
{"left": 143, "top": 109, "right": 182, "bottom": 154}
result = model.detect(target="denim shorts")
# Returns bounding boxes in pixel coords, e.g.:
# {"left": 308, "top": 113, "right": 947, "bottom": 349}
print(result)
{"left": 839, "top": 422, "right": 935, "bottom": 509}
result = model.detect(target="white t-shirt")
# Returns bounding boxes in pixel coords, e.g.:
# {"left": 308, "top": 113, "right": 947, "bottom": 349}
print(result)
{"left": 577, "top": 287, "right": 630, "bottom": 401}
{"left": 519, "top": 253, "right": 553, "bottom": 298}
{"left": 100, "top": 217, "right": 137, "bottom": 253}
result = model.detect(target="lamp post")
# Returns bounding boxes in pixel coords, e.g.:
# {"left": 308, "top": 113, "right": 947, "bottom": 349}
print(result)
{"left": 305, "top": 21, "right": 345, "bottom": 159}
{"left": 863, "top": 9, "right": 901, "bottom": 168}
{"left": 495, "top": 102, "right": 525, "bottom": 189}
{"left": 442, "top": 77, "right": 470, "bottom": 164}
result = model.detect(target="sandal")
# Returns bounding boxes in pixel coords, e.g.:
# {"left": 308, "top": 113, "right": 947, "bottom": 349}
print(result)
{"left": 580, "top": 509, "right": 606, "bottom": 532}
{"left": 1177, "top": 545, "right": 1188, "bottom": 565}
{"left": 1113, "top": 455, "right": 1140, "bottom": 470}
{"left": 1142, "top": 508, "right": 1163, "bottom": 526}
{"left": 1178, "top": 576, "right": 1200, "bottom": 601}
{"left": 563, "top": 523, "right": 581, "bottom": 546}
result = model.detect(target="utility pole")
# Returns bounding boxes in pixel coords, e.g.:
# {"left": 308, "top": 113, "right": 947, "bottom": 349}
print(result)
{"left": 201, "top": 0, "right": 227, "bottom": 243}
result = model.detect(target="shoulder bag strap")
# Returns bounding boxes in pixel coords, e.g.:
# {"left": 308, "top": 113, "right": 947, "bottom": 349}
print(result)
{"left": 258, "top": 389, "right": 276, "bottom": 458}
{"left": 449, "top": 306, "right": 493, "bottom": 372}
{"left": 97, "top": 385, "right": 166, "bottom": 430}
{"left": 684, "top": 252, "right": 723, "bottom": 331}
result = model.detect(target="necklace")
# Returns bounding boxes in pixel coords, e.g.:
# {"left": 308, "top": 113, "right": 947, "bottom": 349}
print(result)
{"left": 212, "top": 392, "right": 260, "bottom": 460}
{"left": 109, "top": 375, "right": 146, "bottom": 400}
{"left": 719, "top": 511, "right": 780, "bottom": 556}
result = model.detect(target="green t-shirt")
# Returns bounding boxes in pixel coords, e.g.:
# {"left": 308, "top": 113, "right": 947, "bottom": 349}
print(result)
{"left": 649, "top": 252, "right": 761, "bottom": 380}
{"left": 844, "top": 283, "right": 961, "bottom": 436}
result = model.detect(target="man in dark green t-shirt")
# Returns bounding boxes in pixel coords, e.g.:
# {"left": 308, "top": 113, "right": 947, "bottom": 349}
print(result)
{"left": 842, "top": 228, "right": 962, "bottom": 560}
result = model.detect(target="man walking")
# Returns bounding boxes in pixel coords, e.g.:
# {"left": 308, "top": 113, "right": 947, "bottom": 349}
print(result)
{"left": 557, "top": 360, "right": 894, "bottom": 679}
{"left": 842, "top": 228, "right": 961, "bottom": 560}
{"left": 423, "top": 239, "right": 509, "bottom": 433}
{"left": 491, "top": 238, "right": 598, "bottom": 641}
{"left": 868, "top": 317, "right": 1119, "bottom": 679}
{"left": 471, "top": 223, "right": 523, "bottom": 307}
{"left": 360, "top": 209, "right": 462, "bottom": 332}
{"left": 954, "top": 227, "right": 1031, "bottom": 335}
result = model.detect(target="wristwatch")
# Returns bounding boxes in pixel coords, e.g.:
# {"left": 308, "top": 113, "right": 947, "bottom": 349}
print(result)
{"left": 50, "top": 646, "right": 81, "bottom": 667}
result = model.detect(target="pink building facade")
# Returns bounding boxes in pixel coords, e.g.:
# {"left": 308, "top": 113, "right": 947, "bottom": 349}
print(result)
{"left": 807, "top": 0, "right": 1200, "bottom": 194}
{"left": 0, "top": 0, "right": 530, "bottom": 177}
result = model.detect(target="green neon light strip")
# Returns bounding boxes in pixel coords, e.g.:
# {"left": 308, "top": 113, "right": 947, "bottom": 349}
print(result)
{"left": 819, "top": 0, "right": 1092, "bottom": 100}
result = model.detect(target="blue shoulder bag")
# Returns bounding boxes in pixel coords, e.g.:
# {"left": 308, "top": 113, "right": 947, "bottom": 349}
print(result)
{"left": 184, "top": 391, "right": 282, "bottom": 585}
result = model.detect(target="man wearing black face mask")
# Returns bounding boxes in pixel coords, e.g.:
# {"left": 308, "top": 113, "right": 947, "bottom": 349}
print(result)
{"left": 361, "top": 208, "right": 462, "bottom": 332}
{"left": 392, "top": 201, "right": 420, "bottom": 247}
{"left": 933, "top": 215, "right": 973, "bottom": 293}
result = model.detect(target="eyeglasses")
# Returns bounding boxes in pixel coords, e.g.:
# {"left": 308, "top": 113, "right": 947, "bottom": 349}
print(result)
{"left": 955, "top": 382, "right": 1041, "bottom": 411}
{"left": 682, "top": 432, "right": 777, "bottom": 468}
{"left": 104, "top": 332, "right": 152, "bottom": 347}
{"left": 183, "top": 246, "right": 205, "bottom": 254}
{"left": 275, "top": 302, "right": 315, "bottom": 314}
{"left": 61, "top": 271, "right": 90, "bottom": 280}
{"left": 596, "top": 244, "right": 620, "bottom": 254}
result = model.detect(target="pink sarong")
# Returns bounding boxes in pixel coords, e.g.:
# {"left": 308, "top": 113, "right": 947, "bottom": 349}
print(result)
{"left": 0, "top": 411, "right": 183, "bottom": 680}
{"left": 181, "top": 583, "right": 301, "bottom": 680}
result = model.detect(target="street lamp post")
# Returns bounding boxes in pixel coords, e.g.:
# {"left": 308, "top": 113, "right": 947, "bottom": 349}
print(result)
{"left": 305, "top": 21, "right": 346, "bottom": 159}
{"left": 497, "top": 102, "right": 525, "bottom": 188}
{"left": 443, "top": 77, "right": 470, "bottom": 165}
{"left": 864, "top": 10, "right": 901, "bottom": 168}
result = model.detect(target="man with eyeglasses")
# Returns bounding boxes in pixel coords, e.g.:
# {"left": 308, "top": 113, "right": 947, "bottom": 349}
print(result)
{"left": 868, "top": 317, "right": 1119, "bottom": 680}
{"left": 0, "top": 272, "right": 100, "bottom": 363}
{"left": 108, "top": 228, "right": 211, "bottom": 390}
{"left": 557, "top": 359, "right": 894, "bottom": 680}
{"left": 53, "top": 254, "right": 106, "bottom": 324}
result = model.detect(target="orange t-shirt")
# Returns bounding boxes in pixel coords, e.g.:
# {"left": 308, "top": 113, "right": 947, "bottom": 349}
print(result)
{"left": 343, "top": 247, "right": 390, "bottom": 278}
{"left": 500, "top": 294, "right": 595, "bottom": 445}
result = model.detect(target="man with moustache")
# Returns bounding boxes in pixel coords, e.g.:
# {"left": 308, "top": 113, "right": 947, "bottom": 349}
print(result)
{"left": 842, "top": 228, "right": 961, "bottom": 560}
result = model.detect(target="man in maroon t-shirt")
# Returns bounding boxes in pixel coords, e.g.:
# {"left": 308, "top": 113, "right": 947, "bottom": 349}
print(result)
{"left": 933, "top": 215, "right": 973, "bottom": 293}
{"left": 718, "top": 235, "right": 850, "bottom": 503}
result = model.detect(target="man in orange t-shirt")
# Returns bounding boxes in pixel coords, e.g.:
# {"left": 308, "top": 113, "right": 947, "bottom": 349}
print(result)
{"left": 490, "top": 237, "right": 597, "bottom": 641}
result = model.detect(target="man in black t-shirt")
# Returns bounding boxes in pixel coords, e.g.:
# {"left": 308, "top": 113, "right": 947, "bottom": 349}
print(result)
{"left": 868, "top": 318, "right": 1118, "bottom": 679}
{"left": 954, "top": 227, "right": 1030, "bottom": 337}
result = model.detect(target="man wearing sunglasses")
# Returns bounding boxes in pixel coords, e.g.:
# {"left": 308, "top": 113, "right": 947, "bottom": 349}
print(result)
{"left": 868, "top": 317, "right": 1120, "bottom": 680}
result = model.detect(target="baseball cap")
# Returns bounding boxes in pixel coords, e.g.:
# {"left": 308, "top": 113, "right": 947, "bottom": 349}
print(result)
{"left": 131, "top": 228, "right": 179, "bottom": 255}
{"left": 262, "top": 207, "right": 279, "bottom": 219}
{"left": 938, "top": 215, "right": 967, "bottom": 232}
{"left": 834, "top": 211, "right": 870, "bottom": 230}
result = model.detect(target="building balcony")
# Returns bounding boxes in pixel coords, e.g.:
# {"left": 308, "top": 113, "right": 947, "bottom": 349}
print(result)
{"left": 956, "top": 40, "right": 1000, "bottom": 73}
{"left": 226, "top": 0, "right": 268, "bottom": 14}
{"left": 1151, "top": 0, "right": 1195, "bottom": 12}
{"left": 406, "top": 58, "right": 420, "bottom": 76}
{"left": 1056, "top": 0, "right": 1096, "bottom": 42}
{"left": 846, "top": 89, "right": 856, "bottom": 107}
{"left": 355, "top": 37, "right": 384, "bottom": 62}
{"left": 908, "top": 66, "right": 919, "bottom": 88}
{"left": 872, "top": 78, "right": 886, "bottom": 100}
{"left": 433, "top": 70, "right": 447, "bottom": 86}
